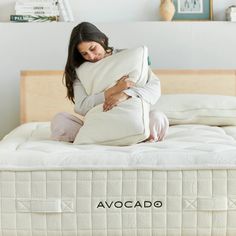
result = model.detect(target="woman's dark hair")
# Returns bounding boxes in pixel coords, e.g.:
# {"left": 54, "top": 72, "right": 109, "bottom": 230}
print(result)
{"left": 64, "top": 22, "right": 113, "bottom": 103}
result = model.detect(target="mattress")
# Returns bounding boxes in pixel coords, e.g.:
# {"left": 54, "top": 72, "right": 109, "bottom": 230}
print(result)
{"left": 1, "top": 122, "right": 236, "bottom": 236}
{"left": 1, "top": 122, "right": 236, "bottom": 170}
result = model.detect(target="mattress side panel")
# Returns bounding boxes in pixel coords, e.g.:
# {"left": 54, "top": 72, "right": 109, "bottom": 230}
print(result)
{"left": 0, "top": 169, "right": 235, "bottom": 236}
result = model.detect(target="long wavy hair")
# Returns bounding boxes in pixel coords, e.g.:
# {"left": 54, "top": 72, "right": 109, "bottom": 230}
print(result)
{"left": 64, "top": 22, "right": 113, "bottom": 103}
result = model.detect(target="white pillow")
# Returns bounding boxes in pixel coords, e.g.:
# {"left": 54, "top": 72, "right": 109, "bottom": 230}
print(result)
{"left": 76, "top": 46, "right": 149, "bottom": 94}
{"left": 74, "top": 46, "right": 150, "bottom": 145}
{"left": 152, "top": 94, "right": 236, "bottom": 126}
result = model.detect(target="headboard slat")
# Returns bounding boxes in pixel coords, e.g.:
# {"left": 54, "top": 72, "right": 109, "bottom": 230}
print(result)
{"left": 155, "top": 70, "right": 236, "bottom": 95}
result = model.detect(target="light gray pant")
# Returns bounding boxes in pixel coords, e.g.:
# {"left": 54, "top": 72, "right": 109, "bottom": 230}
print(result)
{"left": 51, "top": 111, "right": 169, "bottom": 142}
{"left": 51, "top": 112, "right": 83, "bottom": 142}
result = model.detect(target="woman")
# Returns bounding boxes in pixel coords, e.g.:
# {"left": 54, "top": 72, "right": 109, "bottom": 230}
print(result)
{"left": 51, "top": 22, "right": 169, "bottom": 143}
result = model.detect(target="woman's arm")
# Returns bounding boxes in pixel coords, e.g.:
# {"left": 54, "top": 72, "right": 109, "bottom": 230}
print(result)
{"left": 123, "top": 68, "right": 161, "bottom": 105}
{"left": 73, "top": 76, "right": 134, "bottom": 115}
{"left": 103, "top": 68, "right": 161, "bottom": 111}
{"left": 73, "top": 79, "right": 105, "bottom": 116}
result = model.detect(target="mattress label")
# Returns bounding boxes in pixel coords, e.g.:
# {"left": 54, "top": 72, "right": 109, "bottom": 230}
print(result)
{"left": 96, "top": 200, "right": 163, "bottom": 209}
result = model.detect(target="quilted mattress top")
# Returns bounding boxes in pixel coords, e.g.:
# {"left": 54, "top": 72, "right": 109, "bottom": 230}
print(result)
{"left": 0, "top": 122, "right": 236, "bottom": 170}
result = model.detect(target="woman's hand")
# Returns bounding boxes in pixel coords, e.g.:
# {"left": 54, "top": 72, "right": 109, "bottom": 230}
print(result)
{"left": 104, "top": 75, "right": 135, "bottom": 99}
{"left": 116, "top": 75, "right": 135, "bottom": 91}
{"left": 103, "top": 92, "right": 130, "bottom": 112}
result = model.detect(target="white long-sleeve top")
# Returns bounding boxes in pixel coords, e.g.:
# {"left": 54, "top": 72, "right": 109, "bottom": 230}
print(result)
{"left": 73, "top": 51, "right": 161, "bottom": 116}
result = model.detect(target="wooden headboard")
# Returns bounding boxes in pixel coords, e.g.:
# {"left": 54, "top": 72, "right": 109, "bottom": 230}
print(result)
{"left": 20, "top": 70, "right": 236, "bottom": 123}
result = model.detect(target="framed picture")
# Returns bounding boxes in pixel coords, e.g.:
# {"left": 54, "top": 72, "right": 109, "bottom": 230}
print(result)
{"left": 173, "top": 0, "right": 213, "bottom": 20}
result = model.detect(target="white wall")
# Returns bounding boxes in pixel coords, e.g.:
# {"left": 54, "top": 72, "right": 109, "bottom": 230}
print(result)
{"left": 0, "top": 0, "right": 236, "bottom": 22}
{"left": 0, "top": 0, "right": 236, "bottom": 139}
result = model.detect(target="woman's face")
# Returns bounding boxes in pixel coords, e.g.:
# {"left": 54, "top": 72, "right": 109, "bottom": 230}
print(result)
{"left": 77, "top": 41, "right": 107, "bottom": 62}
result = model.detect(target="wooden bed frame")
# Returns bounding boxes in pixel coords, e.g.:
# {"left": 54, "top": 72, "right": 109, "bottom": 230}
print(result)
{"left": 20, "top": 70, "right": 236, "bottom": 123}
